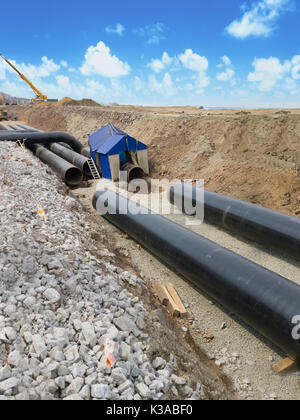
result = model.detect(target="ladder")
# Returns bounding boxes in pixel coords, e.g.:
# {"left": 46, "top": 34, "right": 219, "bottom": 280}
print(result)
{"left": 87, "top": 158, "right": 101, "bottom": 180}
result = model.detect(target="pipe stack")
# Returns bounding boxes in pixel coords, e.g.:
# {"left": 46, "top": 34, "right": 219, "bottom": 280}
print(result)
{"left": 0, "top": 127, "right": 87, "bottom": 185}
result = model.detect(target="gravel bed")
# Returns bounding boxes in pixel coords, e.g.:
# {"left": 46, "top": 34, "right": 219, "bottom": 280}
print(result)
{"left": 0, "top": 143, "right": 206, "bottom": 400}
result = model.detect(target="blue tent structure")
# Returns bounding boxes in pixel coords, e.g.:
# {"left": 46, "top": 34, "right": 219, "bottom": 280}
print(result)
{"left": 89, "top": 124, "right": 149, "bottom": 181}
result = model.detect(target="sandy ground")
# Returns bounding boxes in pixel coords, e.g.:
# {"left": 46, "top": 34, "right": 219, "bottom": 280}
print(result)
{"left": 5, "top": 103, "right": 300, "bottom": 399}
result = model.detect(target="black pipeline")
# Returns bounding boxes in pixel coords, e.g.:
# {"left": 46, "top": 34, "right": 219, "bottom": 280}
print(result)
{"left": 0, "top": 131, "right": 84, "bottom": 153}
{"left": 93, "top": 189, "right": 300, "bottom": 360}
{"left": 169, "top": 183, "right": 300, "bottom": 261}
{"left": 29, "top": 144, "right": 83, "bottom": 186}
{"left": 49, "top": 143, "right": 91, "bottom": 176}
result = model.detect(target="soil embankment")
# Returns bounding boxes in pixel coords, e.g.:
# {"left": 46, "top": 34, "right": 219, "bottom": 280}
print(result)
{"left": 18, "top": 104, "right": 300, "bottom": 216}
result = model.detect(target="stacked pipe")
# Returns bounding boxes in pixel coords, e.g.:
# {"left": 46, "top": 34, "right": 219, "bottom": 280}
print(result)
{"left": 29, "top": 143, "right": 83, "bottom": 186}
{"left": 0, "top": 131, "right": 84, "bottom": 153}
{"left": 93, "top": 189, "right": 300, "bottom": 361}
{"left": 49, "top": 143, "right": 91, "bottom": 176}
{"left": 0, "top": 127, "right": 89, "bottom": 185}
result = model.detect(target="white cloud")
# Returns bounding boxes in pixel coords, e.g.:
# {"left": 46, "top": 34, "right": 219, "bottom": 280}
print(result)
{"left": 226, "top": 0, "right": 291, "bottom": 39}
{"left": 86, "top": 79, "right": 106, "bottom": 91}
{"left": 105, "top": 23, "right": 125, "bottom": 37}
{"left": 133, "top": 76, "right": 143, "bottom": 91}
{"left": 148, "top": 72, "right": 176, "bottom": 96}
{"left": 2, "top": 56, "right": 60, "bottom": 81}
{"left": 80, "top": 41, "right": 130, "bottom": 78}
{"left": 248, "top": 56, "right": 291, "bottom": 91}
{"left": 216, "top": 56, "right": 235, "bottom": 82}
{"left": 0, "top": 54, "right": 134, "bottom": 103}
{"left": 56, "top": 75, "right": 71, "bottom": 89}
{"left": 217, "top": 56, "right": 232, "bottom": 68}
{"left": 217, "top": 68, "right": 235, "bottom": 82}
{"left": 179, "top": 49, "right": 208, "bottom": 72}
{"left": 148, "top": 52, "right": 173, "bottom": 73}
{"left": 178, "top": 49, "right": 210, "bottom": 92}
{"left": 147, "top": 49, "right": 210, "bottom": 93}
{"left": 285, "top": 77, "right": 297, "bottom": 93}
{"left": 291, "top": 56, "right": 300, "bottom": 80}
{"left": 60, "top": 60, "right": 68, "bottom": 68}
{"left": 248, "top": 55, "right": 300, "bottom": 92}
{"left": 134, "top": 23, "right": 167, "bottom": 45}
{"left": 194, "top": 73, "right": 210, "bottom": 93}
{"left": 0, "top": 55, "right": 60, "bottom": 84}
{"left": 85, "top": 79, "right": 132, "bottom": 100}
{"left": 19, "top": 56, "right": 60, "bottom": 79}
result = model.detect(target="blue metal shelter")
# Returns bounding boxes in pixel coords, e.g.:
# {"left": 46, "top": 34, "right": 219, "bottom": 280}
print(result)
{"left": 89, "top": 123, "right": 148, "bottom": 180}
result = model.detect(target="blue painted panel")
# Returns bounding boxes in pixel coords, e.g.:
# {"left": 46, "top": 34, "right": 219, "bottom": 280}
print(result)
{"left": 98, "top": 134, "right": 125, "bottom": 155}
{"left": 89, "top": 123, "right": 148, "bottom": 155}
{"left": 107, "top": 136, "right": 147, "bottom": 155}
{"left": 99, "top": 154, "right": 112, "bottom": 180}
{"left": 90, "top": 150, "right": 97, "bottom": 163}
{"left": 89, "top": 124, "right": 126, "bottom": 153}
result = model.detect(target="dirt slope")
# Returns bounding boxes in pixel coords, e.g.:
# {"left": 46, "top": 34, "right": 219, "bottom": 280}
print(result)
{"left": 18, "top": 104, "right": 300, "bottom": 216}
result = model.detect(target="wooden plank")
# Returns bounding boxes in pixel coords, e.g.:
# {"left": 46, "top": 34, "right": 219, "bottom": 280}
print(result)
{"left": 166, "top": 295, "right": 181, "bottom": 318}
{"left": 149, "top": 282, "right": 169, "bottom": 306}
{"left": 272, "top": 357, "right": 295, "bottom": 374}
{"left": 150, "top": 281, "right": 188, "bottom": 318}
{"left": 165, "top": 283, "right": 188, "bottom": 318}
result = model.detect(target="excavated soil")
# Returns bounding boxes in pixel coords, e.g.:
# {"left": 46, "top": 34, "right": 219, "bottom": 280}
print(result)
{"left": 17, "top": 104, "right": 300, "bottom": 216}
{"left": 55, "top": 97, "right": 102, "bottom": 107}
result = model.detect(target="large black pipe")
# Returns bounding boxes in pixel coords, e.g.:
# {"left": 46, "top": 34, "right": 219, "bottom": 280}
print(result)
{"left": 0, "top": 131, "right": 84, "bottom": 153}
{"left": 121, "top": 162, "right": 145, "bottom": 181}
{"left": 81, "top": 146, "right": 91, "bottom": 158}
{"left": 93, "top": 189, "right": 300, "bottom": 360}
{"left": 49, "top": 143, "right": 91, "bottom": 176}
{"left": 30, "top": 144, "right": 83, "bottom": 185}
{"left": 169, "top": 183, "right": 300, "bottom": 261}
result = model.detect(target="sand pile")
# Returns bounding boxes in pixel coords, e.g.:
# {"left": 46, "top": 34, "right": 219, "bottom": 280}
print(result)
{"left": 56, "top": 97, "right": 101, "bottom": 107}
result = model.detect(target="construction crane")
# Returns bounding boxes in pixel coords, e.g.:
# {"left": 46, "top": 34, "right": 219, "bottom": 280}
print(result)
{"left": 0, "top": 53, "right": 48, "bottom": 102}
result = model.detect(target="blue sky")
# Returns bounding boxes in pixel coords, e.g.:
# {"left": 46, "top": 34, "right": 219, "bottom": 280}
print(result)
{"left": 0, "top": 0, "right": 299, "bottom": 107}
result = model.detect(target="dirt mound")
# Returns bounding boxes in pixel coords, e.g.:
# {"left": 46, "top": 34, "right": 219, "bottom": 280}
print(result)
{"left": 77, "top": 98, "right": 101, "bottom": 107}
{"left": 56, "top": 97, "right": 101, "bottom": 107}
{"left": 205, "top": 163, "right": 300, "bottom": 215}
{"left": 18, "top": 104, "right": 300, "bottom": 216}
{"left": 56, "top": 97, "right": 73, "bottom": 106}
{"left": 20, "top": 105, "right": 68, "bottom": 132}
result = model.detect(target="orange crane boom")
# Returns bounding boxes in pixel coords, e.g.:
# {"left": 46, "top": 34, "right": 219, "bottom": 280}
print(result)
{"left": 0, "top": 53, "right": 47, "bottom": 102}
